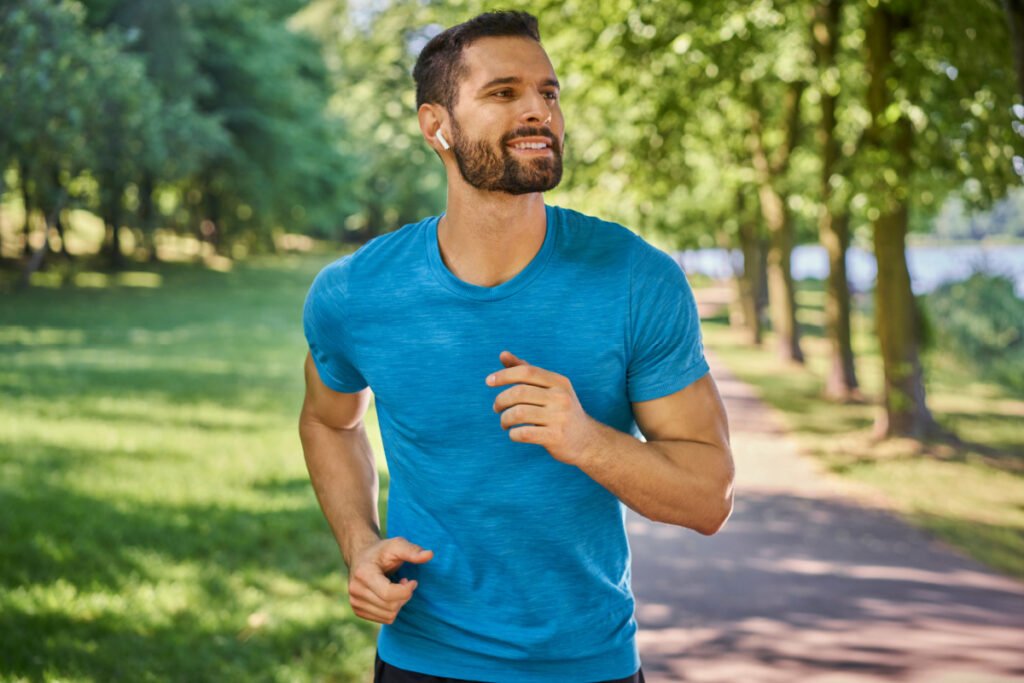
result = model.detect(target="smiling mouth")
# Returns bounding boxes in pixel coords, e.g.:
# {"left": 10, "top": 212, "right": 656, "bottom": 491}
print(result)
{"left": 510, "top": 141, "right": 550, "bottom": 150}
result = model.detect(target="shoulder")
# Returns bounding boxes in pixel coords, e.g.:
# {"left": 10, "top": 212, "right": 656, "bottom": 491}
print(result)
{"left": 309, "top": 215, "right": 436, "bottom": 297}
{"left": 550, "top": 205, "right": 646, "bottom": 269}
{"left": 552, "top": 205, "right": 638, "bottom": 246}
{"left": 551, "top": 205, "right": 680, "bottom": 276}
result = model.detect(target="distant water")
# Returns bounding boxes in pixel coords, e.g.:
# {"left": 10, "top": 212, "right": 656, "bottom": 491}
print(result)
{"left": 674, "top": 244, "right": 1024, "bottom": 297}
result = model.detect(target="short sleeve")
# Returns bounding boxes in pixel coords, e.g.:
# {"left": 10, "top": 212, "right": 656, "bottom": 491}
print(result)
{"left": 302, "top": 259, "right": 369, "bottom": 393}
{"left": 626, "top": 241, "right": 710, "bottom": 403}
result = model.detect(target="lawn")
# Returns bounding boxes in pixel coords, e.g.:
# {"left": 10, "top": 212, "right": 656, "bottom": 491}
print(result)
{"left": 700, "top": 279, "right": 1024, "bottom": 579}
{"left": 0, "top": 254, "right": 387, "bottom": 682}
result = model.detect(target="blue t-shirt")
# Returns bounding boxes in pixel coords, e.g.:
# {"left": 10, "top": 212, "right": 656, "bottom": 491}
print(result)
{"left": 303, "top": 204, "right": 709, "bottom": 682}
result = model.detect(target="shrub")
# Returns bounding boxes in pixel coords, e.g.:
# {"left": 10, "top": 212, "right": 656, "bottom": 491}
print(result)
{"left": 924, "top": 273, "right": 1024, "bottom": 392}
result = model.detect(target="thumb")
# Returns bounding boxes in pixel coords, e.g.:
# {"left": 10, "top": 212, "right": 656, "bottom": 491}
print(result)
{"left": 500, "top": 350, "right": 529, "bottom": 368}
{"left": 380, "top": 537, "right": 434, "bottom": 571}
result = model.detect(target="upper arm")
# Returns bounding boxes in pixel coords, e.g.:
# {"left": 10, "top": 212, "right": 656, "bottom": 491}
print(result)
{"left": 301, "top": 351, "right": 371, "bottom": 431}
{"left": 632, "top": 372, "right": 730, "bottom": 452}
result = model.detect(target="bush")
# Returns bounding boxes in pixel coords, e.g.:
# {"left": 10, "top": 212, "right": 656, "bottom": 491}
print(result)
{"left": 924, "top": 273, "right": 1024, "bottom": 392}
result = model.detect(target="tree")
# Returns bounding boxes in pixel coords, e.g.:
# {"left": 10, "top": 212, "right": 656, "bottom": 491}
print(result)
{"left": 79, "top": 0, "right": 226, "bottom": 261}
{"left": 861, "top": 0, "right": 1019, "bottom": 438}
{"left": 1004, "top": 0, "right": 1024, "bottom": 99}
{"left": 811, "top": 0, "right": 860, "bottom": 399}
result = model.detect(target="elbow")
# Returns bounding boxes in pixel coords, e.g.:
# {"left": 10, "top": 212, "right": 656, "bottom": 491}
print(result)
{"left": 697, "top": 494, "right": 733, "bottom": 536}
{"left": 697, "top": 459, "right": 736, "bottom": 536}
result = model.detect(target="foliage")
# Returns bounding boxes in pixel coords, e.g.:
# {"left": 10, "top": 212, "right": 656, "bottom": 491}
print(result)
{"left": 1, "top": 0, "right": 354, "bottom": 261}
{"left": 925, "top": 273, "right": 1024, "bottom": 391}
{"left": 293, "top": 0, "right": 449, "bottom": 240}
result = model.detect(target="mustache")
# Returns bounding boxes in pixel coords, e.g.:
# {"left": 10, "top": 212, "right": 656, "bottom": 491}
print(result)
{"left": 501, "top": 127, "right": 560, "bottom": 152}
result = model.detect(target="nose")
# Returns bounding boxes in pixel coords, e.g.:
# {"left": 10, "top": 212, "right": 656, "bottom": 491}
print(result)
{"left": 520, "top": 89, "right": 553, "bottom": 126}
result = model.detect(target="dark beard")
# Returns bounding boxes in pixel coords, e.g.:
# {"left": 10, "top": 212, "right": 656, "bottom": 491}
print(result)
{"left": 449, "top": 118, "right": 563, "bottom": 195}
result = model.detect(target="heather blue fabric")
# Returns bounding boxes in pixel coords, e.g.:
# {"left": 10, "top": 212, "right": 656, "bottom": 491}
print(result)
{"left": 303, "top": 204, "right": 709, "bottom": 683}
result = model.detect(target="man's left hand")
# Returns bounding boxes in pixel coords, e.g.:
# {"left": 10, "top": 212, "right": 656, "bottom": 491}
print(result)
{"left": 487, "top": 350, "right": 599, "bottom": 466}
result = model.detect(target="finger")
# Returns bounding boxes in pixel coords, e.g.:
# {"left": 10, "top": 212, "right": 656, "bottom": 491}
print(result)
{"left": 359, "top": 576, "right": 419, "bottom": 613}
{"left": 500, "top": 404, "right": 550, "bottom": 430}
{"left": 350, "top": 596, "right": 400, "bottom": 624}
{"left": 360, "top": 573, "right": 415, "bottom": 610}
{"left": 493, "top": 384, "right": 549, "bottom": 413}
{"left": 353, "top": 562, "right": 417, "bottom": 606}
{"left": 499, "top": 350, "right": 529, "bottom": 367}
{"left": 509, "top": 424, "right": 543, "bottom": 444}
{"left": 487, "top": 363, "right": 559, "bottom": 389}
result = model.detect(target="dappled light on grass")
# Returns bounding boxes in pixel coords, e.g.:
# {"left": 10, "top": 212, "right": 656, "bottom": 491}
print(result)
{"left": 0, "top": 255, "right": 380, "bottom": 681}
{"left": 25, "top": 269, "right": 166, "bottom": 290}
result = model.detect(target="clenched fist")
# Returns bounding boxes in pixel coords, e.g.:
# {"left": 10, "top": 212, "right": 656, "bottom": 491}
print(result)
{"left": 347, "top": 536, "right": 433, "bottom": 624}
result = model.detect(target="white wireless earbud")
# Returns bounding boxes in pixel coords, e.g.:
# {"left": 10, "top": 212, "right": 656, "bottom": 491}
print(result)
{"left": 436, "top": 131, "right": 451, "bottom": 150}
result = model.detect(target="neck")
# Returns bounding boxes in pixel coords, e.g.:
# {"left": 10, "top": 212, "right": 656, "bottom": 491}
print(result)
{"left": 437, "top": 184, "right": 548, "bottom": 288}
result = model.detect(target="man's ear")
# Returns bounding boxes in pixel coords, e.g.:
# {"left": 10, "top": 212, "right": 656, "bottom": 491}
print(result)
{"left": 418, "top": 103, "right": 449, "bottom": 152}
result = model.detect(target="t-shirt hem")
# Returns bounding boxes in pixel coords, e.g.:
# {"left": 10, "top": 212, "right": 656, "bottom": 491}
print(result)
{"left": 378, "top": 629, "right": 640, "bottom": 683}
{"left": 629, "top": 356, "right": 710, "bottom": 403}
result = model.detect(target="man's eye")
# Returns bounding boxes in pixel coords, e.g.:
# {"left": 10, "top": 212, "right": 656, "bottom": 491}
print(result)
{"left": 543, "top": 91, "right": 559, "bottom": 101}
{"left": 493, "top": 90, "right": 512, "bottom": 98}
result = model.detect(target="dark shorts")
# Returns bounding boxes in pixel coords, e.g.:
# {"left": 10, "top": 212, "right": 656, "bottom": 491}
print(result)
{"left": 374, "top": 651, "right": 646, "bottom": 683}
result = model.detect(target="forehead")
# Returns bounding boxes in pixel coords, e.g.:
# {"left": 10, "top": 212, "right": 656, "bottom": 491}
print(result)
{"left": 458, "top": 36, "right": 557, "bottom": 90}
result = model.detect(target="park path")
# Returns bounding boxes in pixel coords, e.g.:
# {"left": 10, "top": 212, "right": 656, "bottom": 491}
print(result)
{"left": 627, "top": 352, "right": 1024, "bottom": 683}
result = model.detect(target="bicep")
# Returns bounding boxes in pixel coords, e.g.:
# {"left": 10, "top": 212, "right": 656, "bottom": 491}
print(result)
{"left": 302, "top": 352, "right": 371, "bottom": 431}
{"left": 631, "top": 372, "right": 730, "bottom": 448}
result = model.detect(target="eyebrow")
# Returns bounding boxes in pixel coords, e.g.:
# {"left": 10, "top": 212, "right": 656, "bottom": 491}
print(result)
{"left": 478, "top": 76, "right": 561, "bottom": 92}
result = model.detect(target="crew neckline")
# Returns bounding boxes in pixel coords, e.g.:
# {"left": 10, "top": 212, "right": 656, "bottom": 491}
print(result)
{"left": 425, "top": 204, "right": 558, "bottom": 302}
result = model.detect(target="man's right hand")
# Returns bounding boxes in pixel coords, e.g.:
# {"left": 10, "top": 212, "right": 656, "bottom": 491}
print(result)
{"left": 347, "top": 537, "right": 434, "bottom": 624}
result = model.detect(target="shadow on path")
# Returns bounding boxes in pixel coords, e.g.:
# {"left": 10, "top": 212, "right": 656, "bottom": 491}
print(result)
{"left": 628, "top": 356, "right": 1024, "bottom": 683}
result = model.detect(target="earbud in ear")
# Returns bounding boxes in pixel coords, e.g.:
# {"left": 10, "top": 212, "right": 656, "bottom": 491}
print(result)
{"left": 436, "top": 131, "right": 451, "bottom": 150}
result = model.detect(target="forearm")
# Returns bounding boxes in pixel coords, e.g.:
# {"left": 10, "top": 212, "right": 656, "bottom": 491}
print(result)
{"left": 298, "top": 417, "right": 382, "bottom": 567}
{"left": 578, "top": 419, "right": 734, "bottom": 533}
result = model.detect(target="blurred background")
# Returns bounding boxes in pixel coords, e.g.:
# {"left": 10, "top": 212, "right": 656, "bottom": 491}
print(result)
{"left": 1, "top": 0, "right": 1022, "bottom": 680}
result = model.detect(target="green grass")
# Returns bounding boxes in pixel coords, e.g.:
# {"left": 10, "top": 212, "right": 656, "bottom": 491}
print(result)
{"left": 0, "top": 255, "right": 388, "bottom": 682}
{"left": 702, "top": 279, "right": 1024, "bottom": 579}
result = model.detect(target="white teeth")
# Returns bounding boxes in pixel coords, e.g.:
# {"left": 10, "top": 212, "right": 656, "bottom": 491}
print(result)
{"left": 512, "top": 142, "right": 548, "bottom": 150}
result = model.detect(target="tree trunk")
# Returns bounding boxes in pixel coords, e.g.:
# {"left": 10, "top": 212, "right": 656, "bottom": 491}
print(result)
{"left": 748, "top": 83, "right": 806, "bottom": 363}
{"left": 201, "top": 186, "right": 222, "bottom": 256}
{"left": 760, "top": 184, "right": 803, "bottom": 363}
{"left": 871, "top": 184, "right": 933, "bottom": 437}
{"left": 18, "top": 187, "right": 67, "bottom": 289}
{"left": 0, "top": 166, "right": 7, "bottom": 260}
{"left": 19, "top": 159, "right": 33, "bottom": 257}
{"left": 757, "top": 237, "right": 769, "bottom": 317}
{"left": 48, "top": 166, "right": 70, "bottom": 259}
{"left": 139, "top": 171, "right": 161, "bottom": 262}
{"left": 813, "top": 0, "right": 860, "bottom": 400}
{"left": 54, "top": 209, "right": 70, "bottom": 258}
{"left": 734, "top": 192, "right": 763, "bottom": 346}
{"left": 1004, "top": 0, "right": 1024, "bottom": 100}
{"left": 866, "top": 4, "right": 938, "bottom": 439}
{"left": 103, "top": 190, "right": 125, "bottom": 270}
{"left": 823, "top": 210, "right": 859, "bottom": 397}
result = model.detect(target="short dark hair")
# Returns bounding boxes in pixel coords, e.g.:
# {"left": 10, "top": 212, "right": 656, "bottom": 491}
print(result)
{"left": 412, "top": 11, "right": 541, "bottom": 110}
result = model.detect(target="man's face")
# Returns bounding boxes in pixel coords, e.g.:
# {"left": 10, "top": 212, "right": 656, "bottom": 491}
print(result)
{"left": 447, "top": 36, "right": 565, "bottom": 195}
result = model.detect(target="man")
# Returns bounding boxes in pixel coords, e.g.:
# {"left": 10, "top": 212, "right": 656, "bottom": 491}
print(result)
{"left": 299, "top": 10, "right": 734, "bottom": 683}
